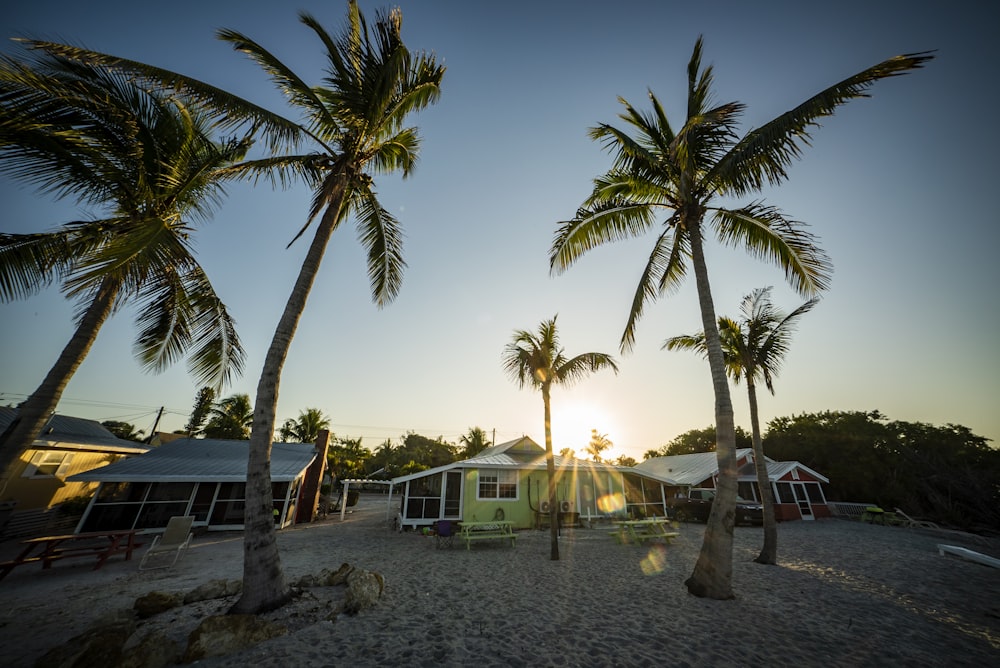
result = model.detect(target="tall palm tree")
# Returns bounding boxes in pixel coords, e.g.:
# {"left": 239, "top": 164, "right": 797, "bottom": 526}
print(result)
{"left": 549, "top": 38, "right": 931, "bottom": 598}
{"left": 203, "top": 393, "right": 254, "bottom": 440}
{"left": 0, "top": 49, "right": 247, "bottom": 488}
{"left": 279, "top": 407, "right": 330, "bottom": 444}
{"left": 25, "top": 1, "right": 444, "bottom": 614}
{"left": 665, "top": 287, "right": 818, "bottom": 565}
{"left": 502, "top": 316, "right": 618, "bottom": 560}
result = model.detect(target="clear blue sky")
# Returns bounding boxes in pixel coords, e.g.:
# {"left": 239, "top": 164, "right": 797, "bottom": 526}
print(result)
{"left": 2, "top": 1, "right": 997, "bottom": 460}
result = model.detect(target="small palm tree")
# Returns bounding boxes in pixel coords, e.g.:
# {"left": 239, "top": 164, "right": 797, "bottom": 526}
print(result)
{"left": 502, "top": 316, "right": 618, "bottom": 560}
{"left": 550, "top": 37, "right": 931, "bottom": 598}
{"left": 203, "top": 394, "right": 254, "bottom": 440}
{"left": 0, "top": 49, "right": 247, "bottom": 485}
{"left": 459, "top": 427, "right": 492, "bottom": 459}
{"left": 666, "top": 287, "right": 817, "bottom": 565}
{"left": 585, "top": 429, "right": 613, "bottom": 463}
{"left": 279, "top": 408, "right": 330, "bottom": 444}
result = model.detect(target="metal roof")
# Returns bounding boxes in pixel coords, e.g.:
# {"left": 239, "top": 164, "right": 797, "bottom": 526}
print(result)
{"left": 69, "top": 437, "right": 316, "bottom": 483}
{"left": 634, "top": 449, "right": 755, "bottom": 486}
{"left": 0, "top": 406, "right": 150, "bottom": 455}
{"left": 739, "top": 460, "right": 830, "bottom": 484}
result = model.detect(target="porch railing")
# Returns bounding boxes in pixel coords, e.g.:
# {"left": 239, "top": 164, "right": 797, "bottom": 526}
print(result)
{"left": 827, "top": 502, "right": 877, "bottom": 520}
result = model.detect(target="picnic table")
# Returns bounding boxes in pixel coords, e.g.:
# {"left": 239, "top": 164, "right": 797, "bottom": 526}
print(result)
{"left": 458, "top": 520, "right": 517, "bottom": 550}
{"left": 0, "top": 529, "right": 140, "bottom": 581}
{"left": 610, "top": 519, "right": 679, "bottom": 545}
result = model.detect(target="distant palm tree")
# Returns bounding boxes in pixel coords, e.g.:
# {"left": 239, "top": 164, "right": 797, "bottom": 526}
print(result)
{"left": 666, "top": 287, "right": 817, "bottom": 565}
{"left": 550, "top": 37, "right": 931, "bottom": 598}
{"left": 0, "top": 49, "right": 247, "bottom": 487}
{"left": 24, "top": 1, "right": 444, "bottom": 614}
{"left": 279, "top": 408, "right": 330, "bottom": 444}
{"left": 459, "top": 427, "right": 492, "bottom": 458}
{"left": 203, "top": 394, "right": 254, "bottom": 440}
{"left": 585, "top": 429, "right": 612, "bottom": 463}
{"left": 184, "top": 387, "right": 217, "bottom": 438}
{"left": 503, "top": 316, "right": 618, "bottom": 560}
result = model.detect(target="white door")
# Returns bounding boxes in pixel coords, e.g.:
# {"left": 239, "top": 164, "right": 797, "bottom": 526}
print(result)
{"left": 792, "top": 483, "right": 814, "bottom": 520}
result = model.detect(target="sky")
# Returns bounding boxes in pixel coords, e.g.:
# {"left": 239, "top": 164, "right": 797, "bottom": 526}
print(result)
{"left": 2, "top": 1, "right": 997, "bottom": 462}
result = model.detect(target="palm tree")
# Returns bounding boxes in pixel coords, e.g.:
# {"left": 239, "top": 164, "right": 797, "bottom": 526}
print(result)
{"left": 0, "top": 49, "right": 247, "bottom": 488}
{"left": 279, "top": 407, "right": 330, "bottom": 444}
{"left": 549, "top": 37, "right": 931, "bottom": 598}
{"left": 459, "top": 427, "right": 492, "bottom": 458}
{"left": 184, "top": 387, "right": 217, "bottom": 437}
{"left": 665, "top": 287, "right": 818, "bottom": 565}
{"left": 502, "top": 316, "right": 618, "bottom": 560}
{"left": 26, "top": 2, "right": 444, "bottom": 613}
{"left": 203, "top": 393, "right": 254, "bottom": 440}
{"left": 585, "top": 429, "right": 612, "bottom": 463}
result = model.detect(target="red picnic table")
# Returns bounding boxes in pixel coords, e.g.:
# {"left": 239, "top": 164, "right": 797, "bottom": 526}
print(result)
{"left": 0, "top": 529, "right": 140, "bottom": 581}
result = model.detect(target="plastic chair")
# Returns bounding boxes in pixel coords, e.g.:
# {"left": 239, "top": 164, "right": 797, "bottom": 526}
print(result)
{"left": 139, "top": 516, "right": 194, "bottom": 570}
{"left": 435, "top": 520, "right": 455, "bottom": 549}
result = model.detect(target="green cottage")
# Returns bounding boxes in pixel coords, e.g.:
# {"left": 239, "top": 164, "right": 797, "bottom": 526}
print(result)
{"left": 391, "top": 437, "right": 679, "bottom": 531}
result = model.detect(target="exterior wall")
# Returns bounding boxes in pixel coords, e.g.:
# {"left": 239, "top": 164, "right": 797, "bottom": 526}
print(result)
{"left": 5, "top": 448, "right": 122, "bottom": 511}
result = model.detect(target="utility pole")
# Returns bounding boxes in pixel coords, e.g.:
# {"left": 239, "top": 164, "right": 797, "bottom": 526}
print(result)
{"left": 146, "top": 407, "right": 164, "bottom": 444}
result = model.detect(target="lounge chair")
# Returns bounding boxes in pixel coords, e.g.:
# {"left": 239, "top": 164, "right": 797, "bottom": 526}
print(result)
{"left": 139, "top": 516, "right": 194, "bottom": 570}
{"left": 894, "top": 508, "right": 940, "bottom": 529}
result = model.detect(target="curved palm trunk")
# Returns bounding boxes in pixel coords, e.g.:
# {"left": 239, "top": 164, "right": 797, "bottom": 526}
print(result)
{"left": 748, "top": 380, "right": 777, "bottom": 564}
{"left": 685, "top": 218, "right": 737, "bottom": 600}
{"left": 542, "top": 385, "right": 560, "bottom": 560}
{"left": 0, "top": 279, "right": 119, "bottom": 494}
{"left": 230, "top": 178, "right": 347, "bottom": 615}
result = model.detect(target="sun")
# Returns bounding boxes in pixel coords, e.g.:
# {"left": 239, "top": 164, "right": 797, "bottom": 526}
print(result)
{"left": 550, "top": 401, "right": 620, "bottom": 459}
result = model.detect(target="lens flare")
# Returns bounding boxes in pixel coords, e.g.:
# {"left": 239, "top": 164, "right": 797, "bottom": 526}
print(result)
{"left": 596, "top": 493, "right": 625, "bottom": 514}
{"left": 640, "top": 543, "right": 668, "bottom": 576}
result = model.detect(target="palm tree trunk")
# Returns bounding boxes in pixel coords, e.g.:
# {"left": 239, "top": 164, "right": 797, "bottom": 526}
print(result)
{"left": 684, "top": 217, "right": 737, "bottom": 600}
{"left": 748, "top": 381, "right": 777, "bottom": 564}
{"left": 0, "top": 279, "right": 119, "bottom": 495}
{"left": 542, "top": 385, "right": 560, "bottom": 561}
{"left": 230, "top": 178, "right": 348, "bottom": 615}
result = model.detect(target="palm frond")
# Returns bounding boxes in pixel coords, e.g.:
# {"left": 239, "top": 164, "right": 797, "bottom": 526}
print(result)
{"left": 621, "top": 223, "right": 687, "bottom": 353}
{"left": 711, "top": 203, "right": 832, "bottom": 296}
{"left": 550, "top": 198, "right": 656, "bottom": 274}
{"left": 713, "top": 51, "right": 935, "bottom": 197}
{"left": 354, "top": 187, "right": 405, "bottom": 307}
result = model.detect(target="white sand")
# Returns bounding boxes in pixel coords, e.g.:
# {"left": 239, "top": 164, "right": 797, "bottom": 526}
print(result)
{"left": 1, "top": 494, "right": 998, "bottom": 667}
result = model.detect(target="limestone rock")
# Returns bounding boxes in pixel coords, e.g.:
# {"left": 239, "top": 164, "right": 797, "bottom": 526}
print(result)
{"left": 34, "top": 616, "right": 135, "bottom": 668}
{"left": 119, "top": 630, "right": 181, "bottom": 668}
{"left": 133, "top": 591, "right": 184, "bottom": 619}
{"left": 343, "top": 568, "right": 384, "bottom": 615}
{"left": 182, "top": 614, "right": 287, "bottom": 662}
{"left": 183, "top": 578, "right": 242, "bottom": 604}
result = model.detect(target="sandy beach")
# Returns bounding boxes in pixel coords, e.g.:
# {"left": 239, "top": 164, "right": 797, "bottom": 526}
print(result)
{"left": 1, "top": 494, "right": 998, "bottom": 667}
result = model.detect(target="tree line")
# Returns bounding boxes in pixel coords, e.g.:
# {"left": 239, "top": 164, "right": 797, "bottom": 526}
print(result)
{"left": 649, "top": 412, "right": 999, "bottom": 532}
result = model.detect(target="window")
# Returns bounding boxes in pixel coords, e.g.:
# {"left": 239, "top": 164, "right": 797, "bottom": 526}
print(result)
{"left": 22, "top": 451, "right": 72, "bottom": 478}
{"left": 477, "top": 469, "right": 517, "bottom": 499}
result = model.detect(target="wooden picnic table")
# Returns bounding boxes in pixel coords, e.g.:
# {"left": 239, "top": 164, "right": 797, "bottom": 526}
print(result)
{"left": 0, "top": 529, "right": 140, "bottom": 581}
{"left": 610, "top": 518, "right": 679, "bottom": 545}
{"left": 457, "top": 520, "right": 517, "bottom": 550}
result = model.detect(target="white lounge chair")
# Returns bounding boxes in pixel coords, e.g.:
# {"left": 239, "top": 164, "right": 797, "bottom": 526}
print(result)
{"left": 139, "top": 516, "right": 194, "bottom": 570}
{"left": 894, "top": 508, "right": 939, "bottom": 529}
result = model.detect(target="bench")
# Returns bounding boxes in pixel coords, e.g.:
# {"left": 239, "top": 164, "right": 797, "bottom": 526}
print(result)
{"left": 459, "top": 521, "right": 517, "bottom": 550}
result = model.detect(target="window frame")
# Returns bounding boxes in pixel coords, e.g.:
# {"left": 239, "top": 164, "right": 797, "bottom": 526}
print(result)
{"left": 476, "top": 468, "right": 518, "bottom": 500}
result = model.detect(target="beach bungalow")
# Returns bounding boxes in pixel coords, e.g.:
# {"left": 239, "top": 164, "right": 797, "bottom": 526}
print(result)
{"left": 635, "top": 448, "right": 831, "bottom": 521}
{"left": 390, "top": 436, "right": 680, "bottom": 530}
{"left": 69, "top": 433, "right": 329, "bottom": 533}
{"left": 0, "top": 407, "right": 151, "bottom": 538}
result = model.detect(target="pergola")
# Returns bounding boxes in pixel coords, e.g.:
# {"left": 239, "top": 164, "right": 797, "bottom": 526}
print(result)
{"left": 337, "top": 479, "right": 397, "bottom": 522}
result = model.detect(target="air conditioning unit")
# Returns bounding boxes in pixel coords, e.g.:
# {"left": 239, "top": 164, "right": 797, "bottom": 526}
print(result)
{"left": 560, "top": 501, "right": 573, "bottom": 513}
{"left": 539, "top": 501, "right": 551, "bottom": 514}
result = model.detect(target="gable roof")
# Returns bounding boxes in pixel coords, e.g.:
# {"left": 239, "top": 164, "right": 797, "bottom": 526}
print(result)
{"left": 634, "top": 449, "right": 755, "bottom": 486}
{"left": 0, "top": 406, "right": 151, "bottom": 455}
{"left": 391, "top": 435, "right": 679, "bottom": 486}
{"left": 69, "top": 437, "right": 316, "bottom": 483}
{"left": 739, "top": 460, "right": 830, "bottom": 484}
